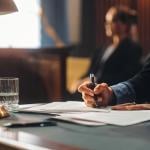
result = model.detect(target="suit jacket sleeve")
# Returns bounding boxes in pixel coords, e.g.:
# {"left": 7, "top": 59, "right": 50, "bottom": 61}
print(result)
{"left": 128, "top": 57, "right": 150, "bottom": 103}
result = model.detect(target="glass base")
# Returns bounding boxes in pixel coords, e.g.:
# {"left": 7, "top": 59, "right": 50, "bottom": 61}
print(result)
{"left": 5, "top": 104, "right": 19, "bottom": 112}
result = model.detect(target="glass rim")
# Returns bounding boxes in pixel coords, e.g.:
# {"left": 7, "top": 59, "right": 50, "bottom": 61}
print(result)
{"left": 0, "top": 77, "right": 19, "bottom": 80}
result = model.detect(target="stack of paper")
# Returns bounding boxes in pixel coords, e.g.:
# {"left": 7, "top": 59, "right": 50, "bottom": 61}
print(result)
{"left": 19, "top": 101, "right": 108, "bottom": 126}
{"left": 19, "top": 101, "right": 150, "bottom": 126}
{"left": 19, "top": 101, "right": 109, "bottom": 113}
{"left": 57, "top": 110, "right": 150, "bottom": 126}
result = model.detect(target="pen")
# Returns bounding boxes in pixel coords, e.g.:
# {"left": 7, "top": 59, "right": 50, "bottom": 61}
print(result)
{"left": 89, "top": 73, "right": 99, "bottom": 107}
{"left": 3, "top": 121, "right": 57, "bottom": 128}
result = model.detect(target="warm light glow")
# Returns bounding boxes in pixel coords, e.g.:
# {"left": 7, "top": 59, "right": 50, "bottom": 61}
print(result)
{"left": 0, "top": 0, "right": 41, "bottom": 48}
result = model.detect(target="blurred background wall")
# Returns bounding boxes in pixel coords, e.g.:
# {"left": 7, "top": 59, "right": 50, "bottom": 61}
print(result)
{"left": 41, "top": 0, "right": 150, "bottom": 57}
{"left": 2, "top": 0, "right": 149, "bottom": 57}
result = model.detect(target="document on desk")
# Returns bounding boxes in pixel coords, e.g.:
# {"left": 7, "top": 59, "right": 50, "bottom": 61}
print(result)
{"left": 19, "top": 101, "right": 108, "bottom": 126}
{"left": 59, "top": 110, "right": 150, "bottom": 126}
{"left": 19, "top": 101, "right": 150, "bottom": 126}
{"left": 19, "top": 101, "right": 109, "bottom": 113}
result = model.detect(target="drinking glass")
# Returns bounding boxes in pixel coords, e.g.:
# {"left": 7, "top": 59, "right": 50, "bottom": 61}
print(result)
{"left": 0, "top": 77, "right": 19, "bottom": 112}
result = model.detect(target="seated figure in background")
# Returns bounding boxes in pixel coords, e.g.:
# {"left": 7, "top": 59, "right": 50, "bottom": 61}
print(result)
{"left": 78, "top": 56, "right": 150, "bottom": 108}
{"left": 67, "top": 6, "right": 142, "bottom": 100}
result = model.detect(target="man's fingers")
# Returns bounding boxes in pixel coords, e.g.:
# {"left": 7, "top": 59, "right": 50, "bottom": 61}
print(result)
{"left": 78, "top": 82, "right": 94, "bottom": 97}
{"left": 82, "top": 93, "right": 94, "bottom": 103}
{"left": 94, "top": 83, "right": 109, "bottom": 95}
{"left": 82, "top": 93, "right": 96, "bottom": 107}
{"left": 78, "top": 81, "right": 90, "bottom": 92}
{"left": 86, "top": 102, "right": 95, "bottom": 108}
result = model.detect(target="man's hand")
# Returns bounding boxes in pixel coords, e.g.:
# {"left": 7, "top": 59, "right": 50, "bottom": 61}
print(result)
{"left": 78, "top": 81, "right": 114, "bottom": 107}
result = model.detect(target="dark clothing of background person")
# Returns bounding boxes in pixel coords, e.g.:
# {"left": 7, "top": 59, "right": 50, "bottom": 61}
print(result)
{"left": 82, "top": 37, "right": 142, "bottom": 85}
{"left": 65, "top": 37, "right": 142, "bottom": 101}
{"left": 65, "top": 6, "right": 143, "bottom": 101}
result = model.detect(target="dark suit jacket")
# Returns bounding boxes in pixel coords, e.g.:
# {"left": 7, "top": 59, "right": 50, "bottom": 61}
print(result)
{"left": 129, "top": 56, "right": 150, "bottom": 103}
{"left": 83, "top": 38, "right": 142, "bottom": 85}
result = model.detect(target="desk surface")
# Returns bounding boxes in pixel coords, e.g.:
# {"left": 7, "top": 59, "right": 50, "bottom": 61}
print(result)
{"left": 0, "top": 112, "right": 150, "bottom": 150}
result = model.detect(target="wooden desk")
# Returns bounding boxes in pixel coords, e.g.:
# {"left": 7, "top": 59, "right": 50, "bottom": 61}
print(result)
{"left": 0, "top": 112, "right": 150, "bottom": 150}
{"left": 0, "top": 113, "right": 81, "bottom": 150}
{"left": 0, "top": 128, "right": 81, "bottom": 150}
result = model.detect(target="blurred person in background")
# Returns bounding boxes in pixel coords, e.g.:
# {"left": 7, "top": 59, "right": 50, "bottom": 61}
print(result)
{"left": 66, "top": 6, "right": 142, "bottom": 100}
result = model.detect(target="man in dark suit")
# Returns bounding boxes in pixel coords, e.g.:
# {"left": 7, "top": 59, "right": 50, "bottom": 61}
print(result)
{"left": 69, "top": 6, "right": 142, "bottom": 94}
{"left": 78, "top": 56, "right": 150, "bottom": 107}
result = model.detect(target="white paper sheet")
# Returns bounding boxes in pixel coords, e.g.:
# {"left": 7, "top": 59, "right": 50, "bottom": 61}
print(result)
{"left": 53, "top": 115, "right": 106, "bottom": 126}
{"left": 19, "top": 101, "right": 150, "bottom": 126}
{"left": 19, "top": 101, "right": 107, "bottom": 126}
{"left": 59, "top": 110, "right": 150, "bottom": 126}
{"left": 19, "top": 101, "right": 110, "bottom": 113}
